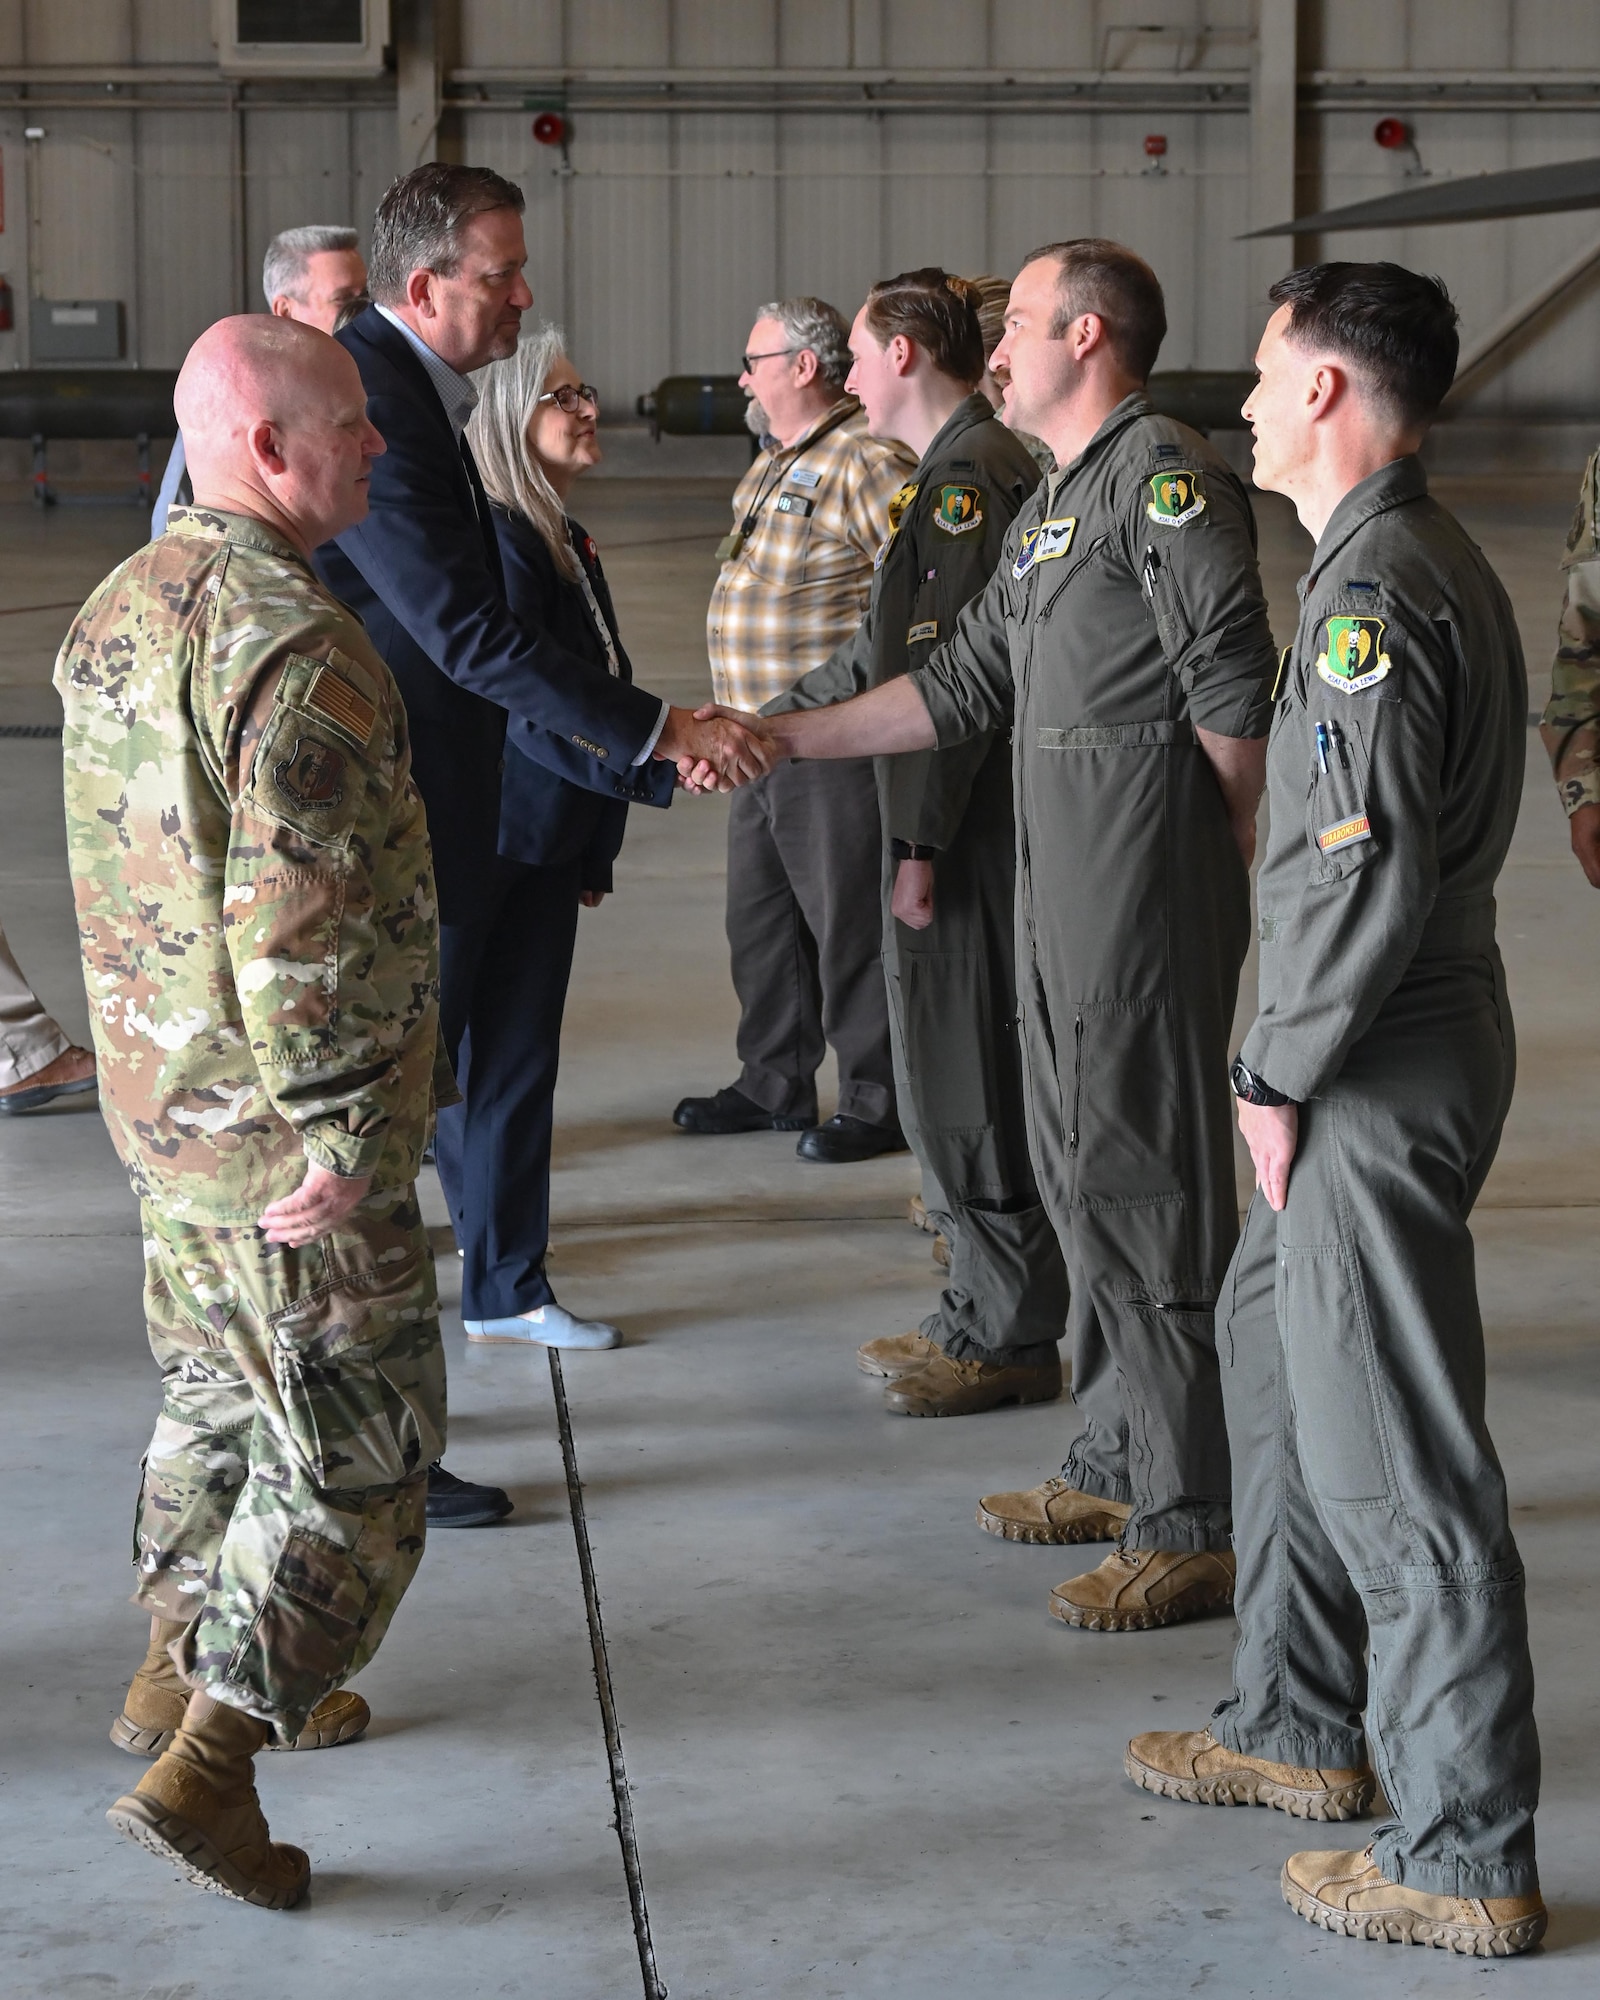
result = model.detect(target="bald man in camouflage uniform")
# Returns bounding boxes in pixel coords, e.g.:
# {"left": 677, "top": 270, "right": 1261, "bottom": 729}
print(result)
{"left": 60, "top": 315, "right": 447, "bottom": 1909}
{"left": 1540, "top": 446, "right": 1600, "bottom": 887}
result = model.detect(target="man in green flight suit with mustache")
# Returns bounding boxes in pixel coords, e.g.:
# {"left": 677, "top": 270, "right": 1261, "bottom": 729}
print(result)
{"left": 768, "top": 267, "right": 1071, "bottom": 1420}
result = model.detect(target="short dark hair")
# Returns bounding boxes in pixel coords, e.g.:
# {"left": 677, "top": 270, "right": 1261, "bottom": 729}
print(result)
{"left": 1268, "top": 261, "right": 1459, "bottom": 428}
{"left": 368, "top": 163, "right": 525, "bottom": 304}
{"left": 1021, "top": 238, "right": 1167, "bottom": 382}
{"left": 862, "top": 268, "right": 986, "bottom": 387}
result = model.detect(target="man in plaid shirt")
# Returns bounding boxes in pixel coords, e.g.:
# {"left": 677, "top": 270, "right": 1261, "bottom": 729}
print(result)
{"left": 674, "top": 297, "right": 916, "bottom": 1162}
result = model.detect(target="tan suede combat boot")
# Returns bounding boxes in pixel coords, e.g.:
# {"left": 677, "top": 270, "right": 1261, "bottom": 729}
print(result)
{"left": 977, "top": 1475, "right": 1133, "bottom": 1545}
{"left": 111, "top": 1617, "right": 370, "bottom": 1756}
{"left": 1281, "top": 1847, "right": 1547, "bottom": 1956}
{"left": 883, "top": 1348, "right": 1062, "bottom": 1417}
{"left": 856, "top": 1330, "right": 941, "bottom": 1378}
{"left": 108, "top": 1692, "right": 311, "bottom": 1909}
{"left": 1126, "top": 1727, "right": 1376, "bottom": 1819}
{"left": 1047, "top": 1546, "right": 1236, "bottom": 1631}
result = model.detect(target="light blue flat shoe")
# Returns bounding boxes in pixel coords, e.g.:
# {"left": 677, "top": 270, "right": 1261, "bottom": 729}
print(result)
{"left": 464, "top": 1304, "right": 623, "bottom": 1351}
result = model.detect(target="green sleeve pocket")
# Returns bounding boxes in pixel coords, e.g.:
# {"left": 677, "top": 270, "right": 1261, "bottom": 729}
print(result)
{"left": 248, "top": 702, "right": 368, "bottom": 849}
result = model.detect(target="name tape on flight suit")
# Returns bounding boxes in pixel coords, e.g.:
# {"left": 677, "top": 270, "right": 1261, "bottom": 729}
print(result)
{"left": 1316, "top": 614, "right": 1391, "bottom": 693}
{"left": 1317, "top": 813, "right": 1373, "bottom": 854}
{"left": 906, "top": 620, "right": 938, "bottom": 645}
{"left": 1012, "top": 516, "right": 1076, "bottom": 579}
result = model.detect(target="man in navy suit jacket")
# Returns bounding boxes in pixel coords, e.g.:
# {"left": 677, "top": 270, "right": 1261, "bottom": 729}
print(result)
{"left": 315, "top": 165, "right": 774, "bottom": 1526}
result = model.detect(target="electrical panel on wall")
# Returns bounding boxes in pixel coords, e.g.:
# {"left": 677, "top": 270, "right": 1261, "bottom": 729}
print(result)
{"left": 214, "top": 0, "right": 391, "bottom": 78}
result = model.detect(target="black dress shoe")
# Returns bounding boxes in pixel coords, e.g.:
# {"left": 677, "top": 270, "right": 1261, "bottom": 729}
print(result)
{"left": 796, "top": 1114, "right": 910, "bottom": 1164}
{"left": 425, "top": 1461, "right": 513, "bottom": 1528}
{"left": 672, "top": 1084, "right": 815, "bottom": 1135}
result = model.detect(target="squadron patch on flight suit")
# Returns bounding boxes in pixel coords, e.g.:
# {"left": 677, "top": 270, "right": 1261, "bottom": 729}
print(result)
{"left": 934, "top": 485, "right": 983, "bottom": 536}
{"left": 1146, "top": 469, "right": 1206, "bottom": 525}
{"left": 1316, "top": 614, "right": 1392, "bottom": 694}
{"left": 887, "top": 482, "right": 919, "bottom": 533}
{"left": 1011, "top": 516, "right": 1076, "bottom": 579}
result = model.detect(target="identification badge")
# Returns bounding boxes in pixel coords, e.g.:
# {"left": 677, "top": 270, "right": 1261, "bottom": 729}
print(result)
{"left": 715, "top": 529, "right": 746, "bottom": 561}
{"left": 1012, "top": 516, "right": 1076, "bottom": 579}
{"left": 934, "top": 484, "right": 983, "bottom": 535}
{"left": 1317, "top": 813, "right": 1373, "bottom": 854}
{"left": 775, "top": 492, "right": 814, "bottom": 518}
{"left": 907, "top": 620, "right": 938, "bottom": 645}
{"left": 788, "top": 464, "right": 822, "bottom": 489}
{"left": 1146, "top": 469, "right": 1206, "bottom": 526}
{"left": 1316, "top": 615, "right": 1391, "bottom": 694}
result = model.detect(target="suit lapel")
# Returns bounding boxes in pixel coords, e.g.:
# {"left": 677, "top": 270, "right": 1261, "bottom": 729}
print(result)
{"left": 458, "top": 433, "right": 504, "bottom": 586}
{"left": 346, "top": 306, "right": 498, "bottom": 581}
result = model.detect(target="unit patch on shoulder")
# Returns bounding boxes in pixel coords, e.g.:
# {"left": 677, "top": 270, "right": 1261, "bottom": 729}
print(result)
{"left": 1011, "top": 516, "right": 1076, "bottom": 580}
{"left": 304, "top": 663, "right": 377, "bottom": 746}
{"left": 1146, "top": 469, "right": 1206, "bottom": 525}
{"left": 274, "top": 737, "right": 347, "bottom": 812}
{"left": 1316, "top": 614, "right": 1391, "bottom": 694}
{"left": 906, "top": 620, "right": 938, "bottom": 646}
{"left": 1317, "top": 812, "right": 1373, "bottom": 855}
{"left": 934, "top": 485, "right": 983, "bottom": 536}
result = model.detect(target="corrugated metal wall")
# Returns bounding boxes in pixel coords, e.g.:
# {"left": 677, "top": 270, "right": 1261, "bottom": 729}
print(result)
{"left": 1, "top": 0, "right": 1597, "bottom": 421}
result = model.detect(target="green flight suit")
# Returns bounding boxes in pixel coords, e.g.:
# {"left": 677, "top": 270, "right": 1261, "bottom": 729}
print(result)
{"left": 55, "top": 505, "right": 447, "bottom": 1737}
{"left": 911, "top": 394, "right": 1277, "bottom": 1547}
{"left": 1209, "top": 456, "right": 1540, "bottom": 1897}
{"left": 773, "top": 395, "right": 1068, "bottom": 1364}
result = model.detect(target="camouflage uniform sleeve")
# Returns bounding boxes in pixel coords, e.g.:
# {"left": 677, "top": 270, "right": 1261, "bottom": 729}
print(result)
{"left": 1539, "top": 448, "right": 1600, "bottom": 816}
{"left": 208, "top": 629, "right": 426, "bottom": 1182}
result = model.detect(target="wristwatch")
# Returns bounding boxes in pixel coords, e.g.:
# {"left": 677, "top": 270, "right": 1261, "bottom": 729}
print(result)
{"left": 889, "top": 839, "right": 938, "bottom": 861}
{"left": 1229, "top": 1055, "right": 1292, "bottom": 1107}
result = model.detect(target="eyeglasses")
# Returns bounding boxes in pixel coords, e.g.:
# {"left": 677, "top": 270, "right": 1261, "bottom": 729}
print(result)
{"left": 537, "top": 383, "right": 600, "bottom": 414}
{"left": 741, "top": 347, "right": 800, "bottom": 373}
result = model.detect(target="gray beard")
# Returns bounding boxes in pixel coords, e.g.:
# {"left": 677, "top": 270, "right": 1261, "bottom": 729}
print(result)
{"left": 744, "top": 395, "right": 770, "bottom": 440}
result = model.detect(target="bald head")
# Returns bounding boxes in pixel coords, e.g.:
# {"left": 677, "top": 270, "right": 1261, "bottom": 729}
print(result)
{"left": 174, "top": 314, "right": 383, "bottom": 554}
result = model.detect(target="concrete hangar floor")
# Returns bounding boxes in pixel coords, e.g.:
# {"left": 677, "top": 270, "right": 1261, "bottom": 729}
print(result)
{"left": 1, "top": 461, "right": 1597, "bottom": 1999}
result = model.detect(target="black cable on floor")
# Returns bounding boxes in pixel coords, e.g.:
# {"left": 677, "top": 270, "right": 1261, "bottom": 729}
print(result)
{"left": 548, "top": 1347, "right": 669, "bottom": 2000}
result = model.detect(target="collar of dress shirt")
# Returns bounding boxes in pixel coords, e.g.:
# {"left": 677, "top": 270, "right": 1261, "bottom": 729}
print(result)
{"left": 375, "top": 304, "right": 480, "bottom": 438}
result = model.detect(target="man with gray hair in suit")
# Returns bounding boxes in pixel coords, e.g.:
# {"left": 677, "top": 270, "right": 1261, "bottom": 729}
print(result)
{"left": 152, "top": 226, "right": 370, "bottom": 534}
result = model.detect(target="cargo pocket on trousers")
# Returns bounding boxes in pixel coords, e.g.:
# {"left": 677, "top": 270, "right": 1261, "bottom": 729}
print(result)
{"left": 1277, "top": 1243, "right": 1391, "bottom": 1504}
{"left": 270, "top": 1252, "right": 444, "bottom": 1491}
{"left": 902, "top": 947, "right": 1013, "bottom": 1197}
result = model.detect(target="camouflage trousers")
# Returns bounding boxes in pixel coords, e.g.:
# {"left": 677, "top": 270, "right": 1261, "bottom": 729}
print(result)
{"left": 134, "top": 1184, "right": 446, "bottom": 1739}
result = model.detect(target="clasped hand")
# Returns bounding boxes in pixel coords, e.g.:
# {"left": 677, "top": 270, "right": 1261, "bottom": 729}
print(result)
{"left": 654, "top": 702, "right": 777, "bottom": 794}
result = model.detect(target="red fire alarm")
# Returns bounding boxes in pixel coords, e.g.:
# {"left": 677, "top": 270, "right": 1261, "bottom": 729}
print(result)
{"left": 532, "top": 111, "right": 568, "bottom": 148}
{"left": 1144, "top": 134, "right": 1168, "bottom": 159}
{"left": 1374, "top": 117, "right": 1411, "bottom": 151}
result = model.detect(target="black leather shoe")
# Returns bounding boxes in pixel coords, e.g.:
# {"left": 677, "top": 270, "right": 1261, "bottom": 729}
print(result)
{"left": 672, "top": 1085, "right": 815, "bottom": 1135}
{"left": 796, "top": 1114, "right": 909, "bottom": 1164}
{"left": 426, "top": 1461, "right": 513, "bottom": 1528}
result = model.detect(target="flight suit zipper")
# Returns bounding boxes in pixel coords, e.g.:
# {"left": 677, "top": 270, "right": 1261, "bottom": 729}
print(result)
{"left": 1069, "top": 1011, "right": 1084, "bottom": 1152}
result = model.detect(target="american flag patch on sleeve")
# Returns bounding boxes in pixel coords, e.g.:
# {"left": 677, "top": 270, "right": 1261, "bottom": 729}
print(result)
{"left": 305, "top": 664, "right": 377, "bottom": 746}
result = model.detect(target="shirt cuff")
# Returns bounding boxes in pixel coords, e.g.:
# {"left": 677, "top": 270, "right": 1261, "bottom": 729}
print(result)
{"left": 632, "top": 700, "right": 670, "bottom": 766}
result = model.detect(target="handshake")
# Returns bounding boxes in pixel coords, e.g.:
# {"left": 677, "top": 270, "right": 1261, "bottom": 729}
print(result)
{"left": 654, "top": 702, "right": 794, "bottom": 795}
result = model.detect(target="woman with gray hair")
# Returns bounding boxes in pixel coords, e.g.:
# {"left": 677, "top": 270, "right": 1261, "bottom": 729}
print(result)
{"left": 438, "top": 326, "right": 644, "bottom": 1350}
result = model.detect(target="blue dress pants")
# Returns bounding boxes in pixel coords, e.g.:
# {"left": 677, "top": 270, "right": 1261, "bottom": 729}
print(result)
{"left": 435, "top": 855, "right": 583, "bottom": 1320}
